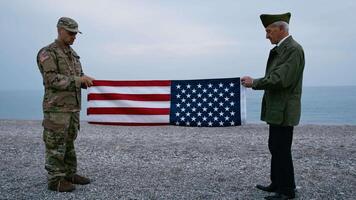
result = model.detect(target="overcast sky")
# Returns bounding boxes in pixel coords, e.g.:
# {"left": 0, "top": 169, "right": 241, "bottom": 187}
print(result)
{"left": 1, "top": 0, "right": 355, "bottom": 90}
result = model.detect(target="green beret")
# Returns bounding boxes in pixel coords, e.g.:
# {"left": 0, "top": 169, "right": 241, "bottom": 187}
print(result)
{"left": 57, "top": 17, "right": 82, "bottom": 34}
{"left": 260, "top": 12, "right": 291, "bottom": 28}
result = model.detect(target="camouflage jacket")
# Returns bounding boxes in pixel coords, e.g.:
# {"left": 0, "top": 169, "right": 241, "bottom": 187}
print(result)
{"left": 37, "top": 40, "right": 84, "bottom": 112}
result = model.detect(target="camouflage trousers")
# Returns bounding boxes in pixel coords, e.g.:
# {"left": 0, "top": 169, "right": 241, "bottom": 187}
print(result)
{"left": 42, "top": 112, "right": 79, "bottom": 184}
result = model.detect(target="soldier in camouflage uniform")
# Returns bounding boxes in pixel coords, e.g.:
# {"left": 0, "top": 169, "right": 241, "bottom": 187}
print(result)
{"left": 37, "top": 17, "right": 94, "bottom": 192}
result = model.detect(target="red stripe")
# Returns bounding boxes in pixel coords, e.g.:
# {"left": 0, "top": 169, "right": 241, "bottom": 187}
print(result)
{"left": 87, "top": 107, "right": 170, "bottom": 115}
{"left": 88, "top": 122, "right": 169, "bottom": 126}
{"left": 93, "top": 80, "right": 171, "bottom": 87}
{"left": 88, "top": 93, "right": 170, "bottom": 101}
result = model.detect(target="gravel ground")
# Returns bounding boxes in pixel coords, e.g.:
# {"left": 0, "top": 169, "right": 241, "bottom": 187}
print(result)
{"left": 0, "top": 120, "right": 355, "bottom": 200}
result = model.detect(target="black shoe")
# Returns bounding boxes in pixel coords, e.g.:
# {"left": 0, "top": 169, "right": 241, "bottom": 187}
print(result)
{"left": 256, "top": 184, "right": 277, "bottom": 192}
{"left": 264, "top": 193, "right": 295, "bottom": 200}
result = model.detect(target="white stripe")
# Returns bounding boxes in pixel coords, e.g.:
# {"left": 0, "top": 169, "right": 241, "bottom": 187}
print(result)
{"left": 89, "top": 86, "right": 170, "bottom": 94}
{"left": 240, "top": 85, "right": 247, "bottom": 125}
{"left": 87, "top": 114, "right": 170, "bottom": 123}
{"left": 88, "top": 100, "right": 170, "bottom": 108}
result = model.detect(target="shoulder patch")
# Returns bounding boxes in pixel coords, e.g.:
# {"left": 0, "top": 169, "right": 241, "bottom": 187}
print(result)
{"left": 39, "top": 50, "right": 50, "bottom": 63}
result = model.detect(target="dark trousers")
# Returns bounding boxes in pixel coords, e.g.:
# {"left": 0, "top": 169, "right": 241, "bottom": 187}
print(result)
{"left": 268, "top": 124, "right": 296, "bottom": 196}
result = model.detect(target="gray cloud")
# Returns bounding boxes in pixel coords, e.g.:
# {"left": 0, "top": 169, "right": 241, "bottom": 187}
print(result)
{"left": 0, "top": 0, "right": 355, "bottom": 90}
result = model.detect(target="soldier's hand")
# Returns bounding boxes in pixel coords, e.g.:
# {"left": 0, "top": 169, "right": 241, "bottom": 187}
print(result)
{"left": 241, "top": 76, "right": 253, "bottom": 88}
{"left": 80, "top": 75, "right": 95, "bottom": 88}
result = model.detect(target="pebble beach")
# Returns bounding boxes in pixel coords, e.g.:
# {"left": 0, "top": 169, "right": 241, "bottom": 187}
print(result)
{"left": 0, "top": 120, "right": 355, "bottom": 199}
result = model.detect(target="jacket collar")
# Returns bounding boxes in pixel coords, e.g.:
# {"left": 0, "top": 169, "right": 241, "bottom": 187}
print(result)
{"left": 55, "top": 39, "right": 71, "bottom": 54}
{"left": 274, "top": 35, "right": 293, "bottom": 55}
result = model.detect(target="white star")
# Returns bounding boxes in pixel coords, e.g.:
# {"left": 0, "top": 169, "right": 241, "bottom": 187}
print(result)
{"left": 175, "top": 112, "right": 180, "bottom": 116}
{"left": 225, "top": 116, "right": 230, "bottom": 121}
{"left": 176, "top": 85, "right": 181, "bottom": 89}
{"left": 186, "top": 84, "right": 191, "bottom": 88}
{"left": 182, "top": 89, "right": 186, "bottom": 93}
{"left": 208, "top": 93, "right": 213, "bottom": 97}
{"left": 219, "top": 121, "right": 224, "bottom": 126}
{"left": 176, "top": 121, "right": 180, "bottom": 125}
{"left": 225, "top": 97, "right": 230, "bottom": 101}
{"left": 203, "top": 117, "right": 207, "bottom": 121}
{"left": 208, "top": 83, "right": 213, "bottom": 88}
{"left": 176, "top": 94, "right": 181, "bottom": 98}
{"left": 186, "top": 121, "right": 190, "bottom": 126}
{"left": 230, "top": 102, "right": 235, "bottom": 106}
{"left": 186, "top": 112, "right": 191, "bottom": 117}
{"left": 181, "top": 108, "right": 186, "bottom": 112}
{"left": 197, "top": 102, "right": 202, "bottom": 107}
{"left": 225, "top": 107, "right": 230, "bottom": 111}
{"left": 208, "top": 102, "right": 213, "bottom": 107}
{"left": 230, "top": 92, "right": 235, "bottom": 97}
{"left": 230, "top": 111, "right": 235, "bottom": 116}
{"left": 180, "top": 116, "right": 185, "bottom": 121}
{"left": 197, "top": 112, "right": 202, "bottom": 116}
{"left": 192, "top": 89, "right": 197, "bottom": 93}
{"left": 208, "top": 112, "right": 213, "bottom": 116}
{"left": 197, "top": 121, "right": 202, "bottom": 126}
{"left": 176, "top": 103, "right": 181, "bottom": 107}
{"left": 229, "top": 82, "right": 234, "bottom": 87}
{"left": 192, "top": 98, "right": 197, "bottom": 102}
{"left": 219, "top": 93, "right": 223, "bottom": 97}
{"left": 186, "top": 103, "right": 191, "bottom": 107}
{"left": 203, "top": 98, "right": 207, "bottom": 102}
{"left": 192, "top": 107, "right": 197, "bottom": 112}
{"left": 192, "top": 117, "right": 196, "bottom": 121}
{"left": 197, "top": 84, "right": 202, "bottom": 88}
{"left": 203, "top": 107, "right": 207, "bottom": 112}
{"left": 186, "top": 94, "right": 191, "bottom": 98}
{"left": 214, "top": 117, "right": 218, "bottom": 121}
{"left": 230, "top": 121, "right": 235, "bottom": 126}
{"left": 203, "top": 88, "right": 207, "bottom": 93}
{"left": 224, "top": 88, "right": 229, "bottom": 92}
{"left": 219, "top": 83, "right": 223, "bottom": 88}
{"left": 214, "top": 107, "right": 218, "bottom": 111}
{"left": 181, "top": 98, "right": 186, "bottom": 103}
{"left": 213, "top": 88, "right": 218, "bottom": 93}
{"left": 213, "top": 97, "right": 218, "bottom": 102}
{"left": 208, "top": 121, "right": 213, "bottom": 126}
{"left": 197, "top": 93, "right": 202, "bottom": 98}
{"left": 219, "top": 112, "right": 224, "bottom": 116}
{"left": 219, "top": 102, "right": 224, "bottom": 106}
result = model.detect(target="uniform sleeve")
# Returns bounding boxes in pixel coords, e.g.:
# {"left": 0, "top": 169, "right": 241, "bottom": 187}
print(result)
{"left": 39, "top": 49, "right": 81, "bottom": 91}
{"left": 252, "top": 47, "right": 303, "bottom": 90}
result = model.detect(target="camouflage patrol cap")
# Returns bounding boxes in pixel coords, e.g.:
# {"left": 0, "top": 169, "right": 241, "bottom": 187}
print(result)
{"left": 57, "top": 17, "right": 82, "bottom": 34}
{"left": 260, "top": 12, "right": 291, "bottom": 28}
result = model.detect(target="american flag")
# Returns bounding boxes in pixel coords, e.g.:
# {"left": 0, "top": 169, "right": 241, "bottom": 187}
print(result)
{"left": 87, "top": 78, "right": 246, "bottom": 126}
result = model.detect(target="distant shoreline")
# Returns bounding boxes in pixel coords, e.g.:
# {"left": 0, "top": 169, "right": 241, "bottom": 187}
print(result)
{"left": 0, "top": 119, "right": 355, "bottom": 126}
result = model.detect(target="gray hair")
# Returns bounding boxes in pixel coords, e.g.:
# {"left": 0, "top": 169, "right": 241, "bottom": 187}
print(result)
{"left": 271, "top": 21, "right": 289, "bottom": 32}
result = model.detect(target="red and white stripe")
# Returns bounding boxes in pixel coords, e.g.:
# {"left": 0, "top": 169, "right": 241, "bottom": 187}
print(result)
{"left": 87, "top": 80, "right": 171, "bottom": 126}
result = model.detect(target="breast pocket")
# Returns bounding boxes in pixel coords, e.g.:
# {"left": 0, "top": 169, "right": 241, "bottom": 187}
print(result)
{"left": 57, "top": 54, "right": 71, "bottom": 76}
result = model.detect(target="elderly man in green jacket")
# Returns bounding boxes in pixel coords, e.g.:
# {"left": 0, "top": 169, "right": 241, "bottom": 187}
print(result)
{"left": 242, "top": 12, "right": 305, "bottom": 200}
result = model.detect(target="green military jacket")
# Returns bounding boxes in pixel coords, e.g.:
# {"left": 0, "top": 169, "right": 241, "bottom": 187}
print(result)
{"left": 252, "top": 36, "right": 305, "bottom": 126}
{"left": 37, "top": 40, "right": 84, "bottom": 112}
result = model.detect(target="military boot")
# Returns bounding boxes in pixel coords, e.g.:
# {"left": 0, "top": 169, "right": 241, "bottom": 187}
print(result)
{"left": 48, "top": 179, "right": 75, "bottom": 192}
{"left": 66, "top": 174, "right": 91, "bottom": 185}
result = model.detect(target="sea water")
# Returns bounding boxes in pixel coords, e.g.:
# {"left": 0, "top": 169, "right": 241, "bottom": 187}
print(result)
{"left": 0, "top": 86, "right": 355, "bottom": 125}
